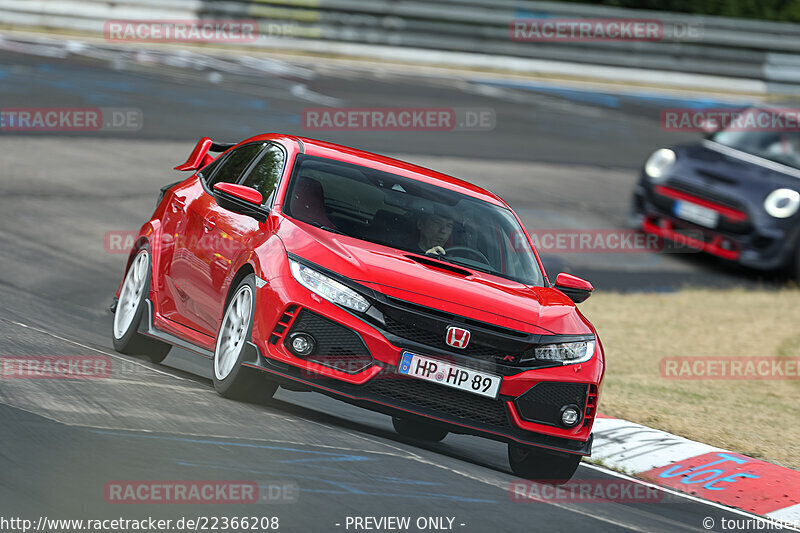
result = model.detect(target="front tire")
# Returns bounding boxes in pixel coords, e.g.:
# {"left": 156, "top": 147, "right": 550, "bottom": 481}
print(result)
{"left": 790, "top": 239, "right": 800, "bottom": 285}
{"left": 212, "top": 275, "right": 277, "bottom": 403}
{"left": 508, "top": 444, "right": 582, "bottom": 484}
{"left": 112, "top": 248, "right": 171, "bottom": 363}
{"left": 392, "top": 416, "right": 449, "bottom": 442}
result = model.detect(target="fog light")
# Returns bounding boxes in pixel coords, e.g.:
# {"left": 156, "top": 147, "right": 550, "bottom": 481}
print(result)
{"left": 560, "top": 405, "right": 581, "bottom": 427}
{"left": 289, "top": 333, "right": 315, "bottom": 357}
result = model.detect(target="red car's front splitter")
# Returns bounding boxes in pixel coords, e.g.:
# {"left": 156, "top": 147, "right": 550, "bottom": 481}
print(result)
{"left": 237, "top": 340, "right": 593, "bottom": 457}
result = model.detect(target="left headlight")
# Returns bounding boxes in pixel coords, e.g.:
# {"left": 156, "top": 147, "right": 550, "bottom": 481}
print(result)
{"left": 644, "top": 148, "right": 676, "bottom": 180}
{"left": 289, "top": 260, "right": 370, "bottom": 313}
{"left": 764, "top": 188, "right": 800, "bottom": 219}
{"left": 534, "top": 340, "right": 595, "bottom": 364}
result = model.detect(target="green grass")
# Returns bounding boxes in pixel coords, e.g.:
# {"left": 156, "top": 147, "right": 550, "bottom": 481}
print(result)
{"left": 581, "top": 289, "right": 800, "bottom": 469}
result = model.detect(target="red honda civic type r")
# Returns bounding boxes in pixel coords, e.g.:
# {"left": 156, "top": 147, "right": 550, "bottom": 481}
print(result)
{"left": 111, "top": 133, "right": 605, "bottom": 481}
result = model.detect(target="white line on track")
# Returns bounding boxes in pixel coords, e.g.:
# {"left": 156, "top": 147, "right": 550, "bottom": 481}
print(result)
{"left": 581, "top": 462, "right": 800, "bottom": 532}
{"left": 1, "top": 317, "right": 195, "bottom": 382}
{"left": 4, "top": 317, "right": 797, "bottom": 531}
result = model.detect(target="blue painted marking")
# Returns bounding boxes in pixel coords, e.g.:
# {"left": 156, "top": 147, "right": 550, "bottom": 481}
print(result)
{"left": 658, "top": 452, "right": 759, "bottom": 491}
{"left": 245, "top": 99, "right": 267, "bottom": 110}
{"left": 174, "top": 460, "right": 495, "bottom": 503}
{"left": 90, "top": 430, "right": 370, "bottom": 462}
{"left": 514, "top": 9, "right": 555, "bottom": 19}
{"left": 473, "top": 79, "right": 752, "bottom": 109}
{"left": 174, "top": 460, "right": 443, "bottom": 487}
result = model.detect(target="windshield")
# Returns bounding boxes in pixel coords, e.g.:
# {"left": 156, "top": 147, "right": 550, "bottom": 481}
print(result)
{"left": 283, "top": 155, "right": 543, "bottom": 286}
{"left": 710, "top": 108, "right": 800, "bottom": 170}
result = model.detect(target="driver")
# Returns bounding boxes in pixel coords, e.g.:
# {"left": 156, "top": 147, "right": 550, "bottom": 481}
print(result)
{"left": 417, "top": 207, "right": 456, "bottom": 255}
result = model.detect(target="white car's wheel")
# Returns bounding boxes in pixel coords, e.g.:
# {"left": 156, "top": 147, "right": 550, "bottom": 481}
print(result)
{"left": 212, "top": 274, "right": 277, "bottom": 402}
{"left": 111, "top": 248, "right": 170, "bottom": 363}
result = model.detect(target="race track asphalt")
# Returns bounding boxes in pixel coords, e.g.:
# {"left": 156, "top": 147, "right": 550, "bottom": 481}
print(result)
{"left": 0, "top": 42, "right": 786, "bottom": 532}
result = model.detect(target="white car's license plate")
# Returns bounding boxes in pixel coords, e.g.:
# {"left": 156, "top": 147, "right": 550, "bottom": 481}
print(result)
{"left": 397, "top": 352, "right": 502, "bottom": 399}
{"left": 673, "top": 200, "right": 719, "bottom": 228}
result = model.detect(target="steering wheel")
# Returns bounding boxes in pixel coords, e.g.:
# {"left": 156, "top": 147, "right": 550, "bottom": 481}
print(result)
{"left": 444, "top": 246, "right": 491, "bottom": 266}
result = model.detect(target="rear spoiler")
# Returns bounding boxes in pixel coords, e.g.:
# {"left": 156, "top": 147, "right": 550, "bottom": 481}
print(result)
{"left": 174, "top": 137, "right": 237, "bottom": 171}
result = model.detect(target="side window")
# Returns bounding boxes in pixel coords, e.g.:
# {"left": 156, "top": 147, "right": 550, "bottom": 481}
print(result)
{"left": 206, "top": 143, "right": 265, "bottom": 189}
{"left": 197, "top": 153, "right": 225, "bottom": 181}
{"left": 241, "top": 144, "right": 286, "bottom": 205}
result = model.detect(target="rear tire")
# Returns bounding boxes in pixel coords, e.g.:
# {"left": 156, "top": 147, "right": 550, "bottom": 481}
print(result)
{"left": 392, "top": 416, "right": 448, "bottom": 442}
{"left": 508, "top": 444, "right": 582, "bottom": 484}
{"left": 212, "top": 275, "right": 277, "bottom": 403}
{"left": 111, "top": 248, "right": 171, "bottom": 363}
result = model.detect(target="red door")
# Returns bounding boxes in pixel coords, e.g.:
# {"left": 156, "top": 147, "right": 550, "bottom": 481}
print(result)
{"left": 164, "top": 142, "right": 268, "bottom": 336}
{"left": 171, "top": 193, "right": 256, "bottom": 336}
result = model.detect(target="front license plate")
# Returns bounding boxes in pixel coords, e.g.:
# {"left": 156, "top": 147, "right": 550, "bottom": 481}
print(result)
{"left": 397, "top": 352, "right": 502, "bottom": 399}
{"left": 673, "top": 200, "right": 719, "bottom": 228}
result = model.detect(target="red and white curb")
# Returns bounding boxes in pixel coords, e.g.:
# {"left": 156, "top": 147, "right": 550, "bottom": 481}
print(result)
{"left": 592, "top": 416, "right": 800, "bottom": 522}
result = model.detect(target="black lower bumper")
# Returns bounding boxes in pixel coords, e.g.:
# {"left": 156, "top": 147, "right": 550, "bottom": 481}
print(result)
{"left": 632, "top": 190, "right": 797, "bottom": 271}
{"left": 240, "top": 341, "right": 593, "bottom": 457}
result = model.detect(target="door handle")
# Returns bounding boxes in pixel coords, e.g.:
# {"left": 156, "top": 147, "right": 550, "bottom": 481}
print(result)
{"left": 171, "top": 197, "right": 186, "bottom": 213}
{"left": 203, "top": 217, "right": 216, "bottom": 233}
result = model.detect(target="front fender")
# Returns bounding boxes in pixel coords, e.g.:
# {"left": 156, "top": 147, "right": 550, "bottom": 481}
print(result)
{"left": 115, "top": 219, "right": 163, "bottom": 299}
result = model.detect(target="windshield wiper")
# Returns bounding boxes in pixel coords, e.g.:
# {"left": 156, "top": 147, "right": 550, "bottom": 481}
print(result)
{"left": 423, "top": 251, "right": 498, "bottom": 277}
{"left": 306, "top": 221, "right": 345, "bottom": 234}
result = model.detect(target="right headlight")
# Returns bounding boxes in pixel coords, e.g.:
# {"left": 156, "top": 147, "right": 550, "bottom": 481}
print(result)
{"left": 289, "top": 260, "right": 370, "bottom": 313}
{"left": 764, "top": 188, "right": 800, "bottom": 219}
{"left": 644, "top": 148, "right": 676, "bottom": 180}
{"left": 534, "top": 340, "right": 596, "bottom": 364}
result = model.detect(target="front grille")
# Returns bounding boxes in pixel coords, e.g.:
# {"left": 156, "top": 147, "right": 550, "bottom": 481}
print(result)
{"left": 384, "top": 316, "right": 441, "bottom": 347}
{"left": 377, "top": 304, "right": 528, "bottom": 364}
{"left": 363, "top": 372, "right": 510, "bottom": 428}
{"left": 514, "top": 382, "right": 588, "bottom": 426}
{"left": 286, "top": 310, "right": 373, "bottom": 374}
{"left": 651, "top": 181, "right": 752, "bottom": 235}
{"left": 668, "top": 181, "right": 746, "bottom": 211}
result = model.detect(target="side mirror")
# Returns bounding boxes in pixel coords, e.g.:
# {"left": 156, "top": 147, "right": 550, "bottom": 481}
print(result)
{"left": 213, "top": 182, "right": 263, "bottom": 205}
{"left": 554, "top": 272, "right": 594, "bottom": 303}
{"left": 212, "top": 183, "right": 267, "bottom": 222}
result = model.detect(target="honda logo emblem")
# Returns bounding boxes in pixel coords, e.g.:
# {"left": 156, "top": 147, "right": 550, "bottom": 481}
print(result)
{"left": 445, "top": 326, "right": 471, "bottom": 349}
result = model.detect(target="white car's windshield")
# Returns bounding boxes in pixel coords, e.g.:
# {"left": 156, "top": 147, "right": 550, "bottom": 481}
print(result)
{"left": 711, "top": 108, "right": 800, "bottom": 170}
{"left": 284, "top": 155, "right": 544, "bottom": 286}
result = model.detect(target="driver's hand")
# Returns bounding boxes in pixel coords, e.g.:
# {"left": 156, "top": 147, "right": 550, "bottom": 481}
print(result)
{"left": 425, "top": 246, "right": 446, "bottom": 255}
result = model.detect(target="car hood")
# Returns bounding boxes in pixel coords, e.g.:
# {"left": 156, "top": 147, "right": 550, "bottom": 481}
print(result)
{"left": 675, "top": 142, "right": 800, "bottom": 191}
{"left": 278, "top": 218, "right": 592, "bottom": 335}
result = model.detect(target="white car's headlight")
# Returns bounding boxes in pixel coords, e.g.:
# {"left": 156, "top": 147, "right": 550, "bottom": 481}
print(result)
{"left": 764, "top": 188, "right": 800, "bottom": 219}
{"left": 290, "top": 260, "right": 370, "bottom": 313}
{"left": 534, "top": 340, "right": 595, "bottom": 364}
{"left": 644, "top": 148, "right": 676, "bottom": 180}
